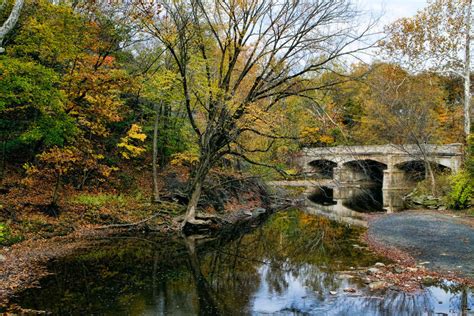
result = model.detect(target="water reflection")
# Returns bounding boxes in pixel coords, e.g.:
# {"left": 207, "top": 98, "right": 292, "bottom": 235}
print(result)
{"left": 13, "top": 210, "right": 474, "bottom": 315}
{"left": 305, "top": 185, "right": 409, "bottom": 227}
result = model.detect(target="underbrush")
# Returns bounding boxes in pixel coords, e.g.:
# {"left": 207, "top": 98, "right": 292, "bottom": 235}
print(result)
{"left": 446, "top": 171, "right": 473, "bottom": 210}
{"left": 0, "top": 222, "right": 24, "bottom": 246}
{"left": 406, "top": 170, "right": 473, "bottom": 211}
{"left": 69, "top": 193, "right": 129, "bottom": 208}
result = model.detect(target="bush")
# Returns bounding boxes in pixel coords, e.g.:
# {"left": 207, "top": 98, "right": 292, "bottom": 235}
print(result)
{"left": 447, "top": 171, "right": 473, "bottom": 210}
{"left": 0, "top": 223, "right": 8, "bottom": 244}
{"left": 467, "top": 134, "right": 474, "bottom": 177}
{"left": 0, "top": 222, "right": 23, "bottom": 245}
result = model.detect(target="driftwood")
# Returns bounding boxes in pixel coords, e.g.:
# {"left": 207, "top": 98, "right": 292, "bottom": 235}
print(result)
{"left": 95, "top": 213, "right": 162, "bottom": 230}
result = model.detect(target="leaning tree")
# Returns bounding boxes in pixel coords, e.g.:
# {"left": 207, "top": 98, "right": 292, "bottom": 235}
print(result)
{"left": 136, "top": 0, "right": 375, "bottom": 228}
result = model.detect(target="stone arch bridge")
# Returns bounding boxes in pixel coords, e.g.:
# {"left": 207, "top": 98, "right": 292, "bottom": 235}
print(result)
{"left": 299, "top": 144, "right": 464, "bottom": 190}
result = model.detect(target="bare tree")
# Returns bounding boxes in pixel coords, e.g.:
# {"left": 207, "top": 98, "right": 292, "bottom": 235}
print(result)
{"left": 137, "top": 0, "right": 375, "bottom": 228}
{"left": 358, "top": 63, "right": 449, "bottom": 194}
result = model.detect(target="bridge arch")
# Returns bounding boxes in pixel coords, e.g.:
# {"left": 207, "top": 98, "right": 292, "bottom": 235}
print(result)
{"left": 308, "top": 159, "right": 338, "bottom": 178}
{"left": 394, "top": 160, "right": 451, "bottom": 182}
{"left": 340, "top": 159, "right": 388, "bottom": 184}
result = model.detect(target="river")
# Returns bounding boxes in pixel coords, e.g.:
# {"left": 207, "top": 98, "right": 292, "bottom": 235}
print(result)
{"left": 12, "top": 188, "right": 474, "bottom": 315}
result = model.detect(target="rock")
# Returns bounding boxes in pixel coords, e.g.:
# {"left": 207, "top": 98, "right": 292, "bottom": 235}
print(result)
{"left": 424, "top": 199, "right": 439, "bottom": 206}
{"left": 368, "top": 281, "right": 388, "bottom": 291}
{"left": 363, "top": 277, "right": 372, "bottom": 284}
{"left": 0, "top": 254, "right": 5, "bottom": 262}
{"left": 406, "top": 267, "right": 418, "bottom": 272}
{"left": 252, "top": 208, "right": 266, "bottom": 216}
{"left": 422, "top": 276, "right": 434, "bottom": 284}
{"left": 388, "top": 285, "right": 400, "bottom": 291}
{"left": 374, "top": 262, "right": 385, "bottom": 267}
{"left": 329, "top": 291, "right": 338, "bottom": 295}
{"left": 343, "top": 287, "right": 356, "bottom": 293}
{"left": 367, "top": 267, "right": 380, "bottom": 275}
{"left": 393, "top": 267, "right": 404, "bottom": 274}
{"left": 337, "top": 274, "right": 354, "bottom": 279}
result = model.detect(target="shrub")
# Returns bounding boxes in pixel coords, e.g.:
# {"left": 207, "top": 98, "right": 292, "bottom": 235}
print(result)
{"left": 0, "top": 222, "right": 23, "bottom": 245}
{"left": 467, "top": 134, "right": 474, "bottom": 177}
{"left": 447, "top": 171, "right": 473, "bottom": 210}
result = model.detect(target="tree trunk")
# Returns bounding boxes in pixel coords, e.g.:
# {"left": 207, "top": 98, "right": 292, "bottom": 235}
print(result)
{"left": 0, "top": 0, "right": 25, "bottom": 53}
{"left": 182, "top": 151, "right": 212, "bottom": 227}
{"left": 182, "top": 176, "right": 203, "bottom": 225}
{"left": 152, "top": 103, "right": 161, "bottom": 203}
{"left": 425, "top": 161, "right": 436, "bottom": 195}
{"left": 464, "top": 0, "right": 472, "bottom": 137}
{"left": 52, "top": 173, "right": 61, "bottom": 205}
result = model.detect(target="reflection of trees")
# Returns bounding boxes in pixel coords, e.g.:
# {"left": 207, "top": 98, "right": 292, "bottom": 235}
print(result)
{"left": 183, "top": 235, "right": 229, "bottom": 315}
{"left": 431, "top": 282, "right": 473, "bottom": 315}
{"left": 330, "top": 290, "right": 434, "bottom": 315}
{"left": 15, "top": 211, "right": 474, "bottom": 315}
{"left": 192, "top": 210, "right": 375, "bottom": 302}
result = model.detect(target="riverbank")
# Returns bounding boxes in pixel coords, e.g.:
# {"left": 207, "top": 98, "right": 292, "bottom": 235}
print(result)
{"left": 364, "top": 209, "right": 474, "bottom": 291}
{"left": 0, "top": 172, "right": 275, "bottom": 310}
{"left": 0, "top": 204, "right": 276, "bottom": 311}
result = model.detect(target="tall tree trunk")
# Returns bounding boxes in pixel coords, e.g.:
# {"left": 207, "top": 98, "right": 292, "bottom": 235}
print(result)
{"left": 464, "top": 0, "right": 472, "bottom": 137}
{"left": 0, "top": 0, "right": 25, "bottom": 53}
{"left": 152, "top": 103, "right": 161, "bottom": 203}
{"left": 182, "top": 151, "right": 212, "bottom": 227}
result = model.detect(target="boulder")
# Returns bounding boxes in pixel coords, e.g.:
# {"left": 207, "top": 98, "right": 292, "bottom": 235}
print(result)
{"left": 368, "top": 281, "right": 388, "bottom": 291}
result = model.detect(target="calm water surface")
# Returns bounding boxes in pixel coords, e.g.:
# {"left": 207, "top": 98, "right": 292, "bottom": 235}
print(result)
{"left": 14, "top": 203, "right": 474, "bottom": 315}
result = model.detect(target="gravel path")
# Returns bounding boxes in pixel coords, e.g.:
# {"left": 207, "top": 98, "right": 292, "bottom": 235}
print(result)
{"left": 369, "top": 211, "right": 474, "bottom": 278}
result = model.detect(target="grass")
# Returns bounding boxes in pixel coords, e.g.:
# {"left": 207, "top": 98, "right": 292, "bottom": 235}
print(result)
{"left": 69, "top": 193, "right": 128, "bottom": 208}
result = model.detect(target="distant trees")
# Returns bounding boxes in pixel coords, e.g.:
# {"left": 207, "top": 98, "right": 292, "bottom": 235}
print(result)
{"left": 383, "top": 0, "right": 473, "bottom": 138}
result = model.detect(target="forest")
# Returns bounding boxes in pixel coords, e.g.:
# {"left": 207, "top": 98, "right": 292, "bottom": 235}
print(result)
{"left": 0, "top": 0, "right": 472, "bottom": 239}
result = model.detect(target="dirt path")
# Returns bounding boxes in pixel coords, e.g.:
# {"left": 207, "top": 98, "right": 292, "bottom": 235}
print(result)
{"left": 368, "top": 211, "right": 474, "bottom": 278}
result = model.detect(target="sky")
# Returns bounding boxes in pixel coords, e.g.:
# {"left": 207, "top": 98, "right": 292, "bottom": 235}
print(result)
{"left": 346, "top": 0, "right": 429, "bottom": 63}
{"left": 358, "top": 0, "right": 428, "bottom": 26}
